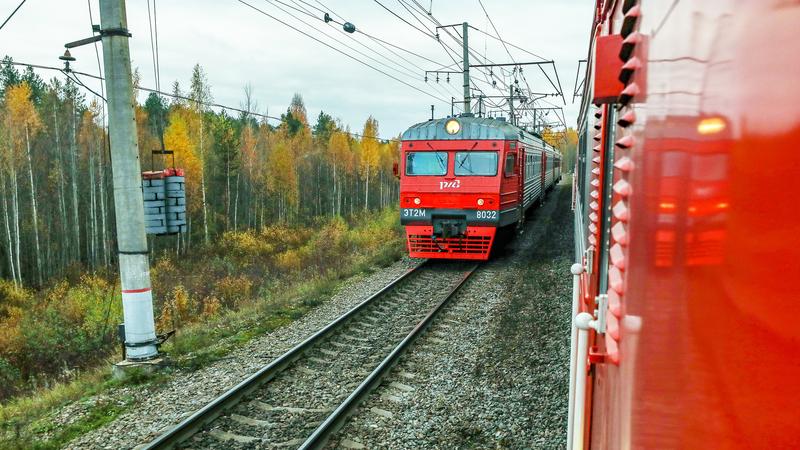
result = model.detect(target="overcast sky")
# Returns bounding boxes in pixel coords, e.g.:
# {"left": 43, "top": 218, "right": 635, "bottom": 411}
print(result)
{"left": 1, "top": 0, "right": 591, "bottom": 137}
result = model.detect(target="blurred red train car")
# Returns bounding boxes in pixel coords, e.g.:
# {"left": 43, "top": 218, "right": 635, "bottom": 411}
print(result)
{"left": 398, "top": 115, "right": 561, "bottom": 260}
{"left": 567, "top": 0, "right": 800, "bottom": 449}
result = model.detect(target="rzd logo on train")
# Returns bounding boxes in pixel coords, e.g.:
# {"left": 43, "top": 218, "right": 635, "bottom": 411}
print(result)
{"left": 439, "top": 179, "right": 461, "bottom": 189}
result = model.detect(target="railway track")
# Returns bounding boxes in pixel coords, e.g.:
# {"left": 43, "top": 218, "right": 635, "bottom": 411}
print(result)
{"left": 142, "top": 261, "right": 478, "bottom": 450}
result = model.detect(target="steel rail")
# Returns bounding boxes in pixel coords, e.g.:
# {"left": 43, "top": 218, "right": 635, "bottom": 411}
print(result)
{"left": 299, "top": 263, "right": 480, "bottom": 449}
{"left": 142, "top": 261, "right": 427, "bottom": 450}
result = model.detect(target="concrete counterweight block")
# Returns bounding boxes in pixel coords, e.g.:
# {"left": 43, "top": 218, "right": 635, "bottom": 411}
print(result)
{"left": 142, "top": 171, "right": 167, "bottom": 235}
{"left": 164, "top": 174, "right": 186, "bottom": 233}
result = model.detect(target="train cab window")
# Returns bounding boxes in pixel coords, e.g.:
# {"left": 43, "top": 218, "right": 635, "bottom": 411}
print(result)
{"left": 405, "top": 151, "right": 448, "bottom": 176}
{"left": 504, "top": 153, "right": 517, "bottom": 177}
{"left": 454, "top": 151, "right": 498, "bottom": 176}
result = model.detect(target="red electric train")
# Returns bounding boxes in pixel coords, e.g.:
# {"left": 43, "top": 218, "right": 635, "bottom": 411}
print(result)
{"left": 568, "top": 0, "right": 800, "bottom": 449}
{"left": 398, "top": 115, "right": 561, "bottom": 260}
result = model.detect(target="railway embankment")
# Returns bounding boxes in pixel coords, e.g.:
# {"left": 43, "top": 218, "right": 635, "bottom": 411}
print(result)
{"left": 328, "top": 178, "right": 573, "bottom": 449}
{"left": 8, "top": 180, "right": 572, "bottom": 450}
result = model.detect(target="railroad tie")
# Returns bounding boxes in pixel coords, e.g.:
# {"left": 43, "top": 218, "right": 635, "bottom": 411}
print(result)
{"left": 388, "top": 381, "right": 415, "bottom": 392}
{"left": 252, "top": 401, "right": 330, "bottom": 414}
{"left": 208, "top": 430, "right": 260, "bottom": 444}
{"left": 229, "top": 414, "right": 273, "bottom": 428}
{"left": 340, "top": 439, "right": 367, "bottom": 449}
{"left": 370, "top": 407, "right": 394, "bottom": 419}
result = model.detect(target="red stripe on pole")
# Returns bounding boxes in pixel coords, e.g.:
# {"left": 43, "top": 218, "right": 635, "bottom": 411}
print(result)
{"left": 122, "top": 287, "right": 152, "bottom": 294}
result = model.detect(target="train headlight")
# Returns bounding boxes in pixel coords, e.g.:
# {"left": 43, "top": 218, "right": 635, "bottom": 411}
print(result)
{"left": 414, "top": 198, "right": 421, "bottom": 205}
{"left": 477, "top": 198, "right": 485, "bottom": 206}
{"left": 445, "top": 118, "right": 461, "bottom": 135}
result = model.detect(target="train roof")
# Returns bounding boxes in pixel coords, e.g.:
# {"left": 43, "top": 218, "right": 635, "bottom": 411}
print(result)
{"left": 401, "top": 115, "right": 558, "bottom": 153}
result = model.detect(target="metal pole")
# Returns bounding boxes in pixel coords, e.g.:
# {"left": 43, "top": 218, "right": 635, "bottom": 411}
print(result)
{"left": 100, "top": 0, "right": 158, "bottom": 360}
{"left": 462, "top": 22, "right": 471, "bottom": 114}
{"left": 430, "top": 104, "right": 434, "bottom": 120}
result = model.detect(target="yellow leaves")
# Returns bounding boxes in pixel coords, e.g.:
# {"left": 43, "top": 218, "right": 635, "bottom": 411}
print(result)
{"left": 3, "top": 82, "right": 42, "bottom": 140}
{"left": 360, "top": 116, "right": 380, "bottom": 179}
{"left": 164, "top": 111, "right": 203, "bottom": 213}
{"left": 219, "top": 229, "right": 274, "bottom": 258}
{"left": 2, "top": 82, "right": 43, "bottom": 168}
{"left": 265, "top": 139, "right": 298, "bottom": 210}
{"left": 212, "top": 275, "right": 252, "bottom": 308}
{"left": 201, "top": 295, "right": 221, "bottom": 319}
{"left": 327, "top": 130, "right": 353, "bottom": 172}
{"left": 158, "top": 284, "right": 194, "bottom": 330}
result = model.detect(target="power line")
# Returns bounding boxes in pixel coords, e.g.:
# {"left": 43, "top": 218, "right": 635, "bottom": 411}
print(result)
{"left": 153, "top": 0, "right": 162, "bottom": 91}
{"left": 371, "top": 0, "right": 435, "bottom": 38}
{"left": 475, "top": 0, "right": 546, "bottom": 62}
{"left": 262, "top": 0, "right": 454, "bottom": 101}
{"left": 0, "top": 0, "right": 27, "bottom": 31}
{"left": 146, "top": 0, "right": 159, "bottom": 89}
{"left": 7, "top": 60, "right": 403, "bottom": 141}
{"left": 282, "top": 0, "right": 461, "bottom": 101}
{"left": 235, "top": 0, "right": 451, "bottom": 106}
{"left": 468, "top": 25, "right": 547, "bottom": 61}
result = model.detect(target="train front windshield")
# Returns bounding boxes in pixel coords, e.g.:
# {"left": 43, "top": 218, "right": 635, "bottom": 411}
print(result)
{"left": 406, "top": 151, "right": 448, "bottom": 175}
{"left": 454, "top": 151, "right": 498, "bottom": 176}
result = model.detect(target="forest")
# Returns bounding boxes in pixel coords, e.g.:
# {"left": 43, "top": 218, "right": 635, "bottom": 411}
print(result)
{"left": 0, "top": 57, "right": 402, "bottom": 287}
{"left": 0, "top": 55, "right": 573, "bottom": 402}
{"left": 0, "top": 56, "right": 405, "bottom": 399}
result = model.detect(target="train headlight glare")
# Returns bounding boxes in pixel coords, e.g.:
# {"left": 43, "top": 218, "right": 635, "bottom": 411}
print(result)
{"left": 445, "top": 118, "right": 461, "bottom": 135}
{"left": 477, "top": 198, "right": 485, "bottom": 206}
{"left": 414, "top": 198, "right": 421, "bottom": 205}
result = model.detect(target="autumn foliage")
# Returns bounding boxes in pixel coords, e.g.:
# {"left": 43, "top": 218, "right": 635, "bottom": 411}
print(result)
{"left": 0, "top": 58, "right": 405, "bottom": 401}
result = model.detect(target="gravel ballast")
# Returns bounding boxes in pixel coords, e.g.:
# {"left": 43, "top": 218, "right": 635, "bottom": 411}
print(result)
{"left": 329, "top": 181, "right": 573, "bottom": 449}
{"left": 57, "top": 258, "right": 418, "bottom": 450}
{"left": 57, "top": 180, "right": 573, "bottom": 449}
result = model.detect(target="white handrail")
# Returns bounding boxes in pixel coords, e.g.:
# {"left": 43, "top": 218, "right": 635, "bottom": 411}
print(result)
{"left": 571, "top": 312, "right": 596, "bottom": 449}
{"left": 567, "top": 263, "right": 585, "bottom": 450}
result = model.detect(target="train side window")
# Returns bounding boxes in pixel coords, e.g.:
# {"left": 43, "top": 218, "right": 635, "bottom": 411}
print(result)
{"left": 504, "top": 153, "right": 516, "bottom": 177}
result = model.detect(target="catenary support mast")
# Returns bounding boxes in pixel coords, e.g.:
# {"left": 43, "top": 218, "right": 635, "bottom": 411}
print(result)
{"left": 462, "top": 22, "right": 471, "bottom": 114}
{"left": 99, "top": 0, "right": 158, "bottom": 360}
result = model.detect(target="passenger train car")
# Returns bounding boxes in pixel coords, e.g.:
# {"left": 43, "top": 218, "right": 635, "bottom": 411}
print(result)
{"left": 567, "top": 0, "right": 800, "bottom": 448}
{"left": 398, "top": 115, "right": 561, "bottom": 260}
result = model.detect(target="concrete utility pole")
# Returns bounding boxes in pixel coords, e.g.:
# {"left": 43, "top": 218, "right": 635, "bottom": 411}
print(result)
{"left": 462, "top": 22, "right": 471, "bottom": 114}
{"left": 99, "top": 0, "right": 159, "bottom": 361}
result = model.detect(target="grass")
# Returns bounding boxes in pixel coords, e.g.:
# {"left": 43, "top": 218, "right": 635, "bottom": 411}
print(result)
{"left": 0, "top": 367, "right": 154, "bottom": 450}
{"left": 0, "top": 222, "right": 405, "bottom": 449}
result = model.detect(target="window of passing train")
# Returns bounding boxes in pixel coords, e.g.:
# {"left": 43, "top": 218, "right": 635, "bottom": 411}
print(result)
{"left": 454, "top": 151, "right": 498, "bottom": 176}
{"left": 504, "top": 153, "right": 517, "bottom": 177}
{"left": 405, "top": 151, "right": 448, "bottom": 175}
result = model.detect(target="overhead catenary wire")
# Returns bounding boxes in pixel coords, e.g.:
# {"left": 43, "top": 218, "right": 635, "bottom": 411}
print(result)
{"left": 401, "top": 3, "right": 504, "bottom": 105}
{"left": 266, "top": 0, "right": 425, "bottom": 81}
{"left": 235, "top": 0, "right": 452, "bottom": 106}
{"left": 85, "top": 0, "right": 108, "bottom": 127}
{"left": 261, "top": 0, "right": 461, "bottom": 102}
{"left": 371, "top": 0, "right": 435, "bottom": 39}
{"left": 146, "top": 0, "right": 159, "bottom": 90}
{"left": 311, "top": 0, "right": 443, "bottom": 67}
{"left": 0, "top": 0, "right": 27, "bottom": 31}
{"left": 153, "top": 0, "right": 162, "bottom": 91}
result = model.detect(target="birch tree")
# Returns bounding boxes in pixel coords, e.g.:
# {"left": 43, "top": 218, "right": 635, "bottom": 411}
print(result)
{"left": 5, "top": 83, "right": 43, "bottom": 285}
